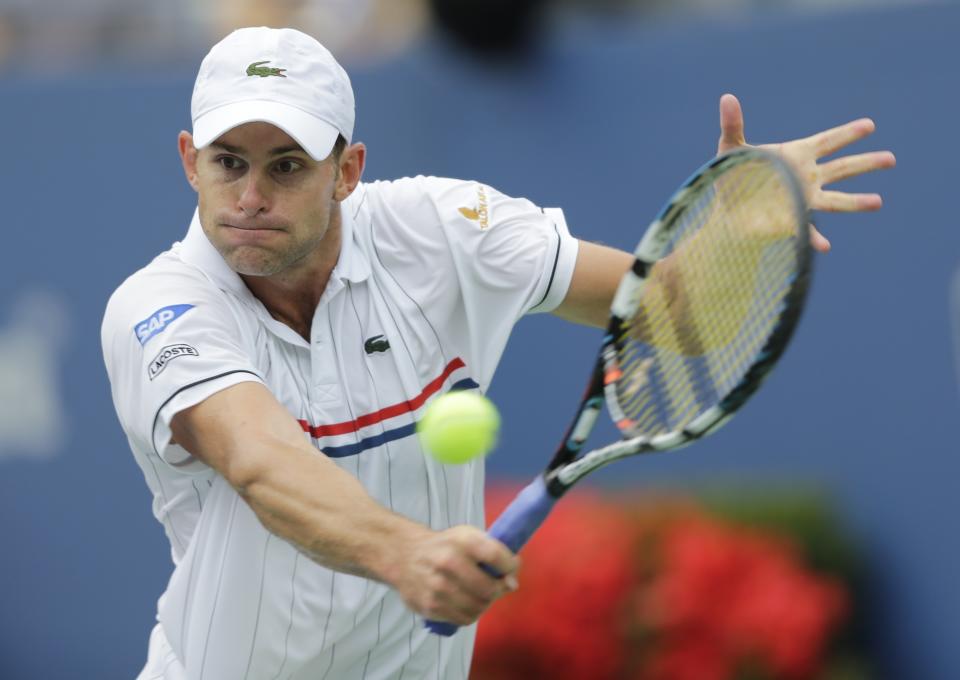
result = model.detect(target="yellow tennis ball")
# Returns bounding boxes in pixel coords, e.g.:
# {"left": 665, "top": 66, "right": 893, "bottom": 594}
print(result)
{"left": 418, "top": 391, "right": 500, "bottom": 464}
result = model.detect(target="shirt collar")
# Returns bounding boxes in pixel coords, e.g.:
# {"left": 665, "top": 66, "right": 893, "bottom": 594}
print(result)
{"left": 179, "top": 194, "right": 371, "bottom": 297}
{"left": 334, "top": 186, "right": 372, "bottom": 284}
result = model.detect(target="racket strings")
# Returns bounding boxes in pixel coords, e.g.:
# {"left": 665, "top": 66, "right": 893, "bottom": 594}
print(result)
{"left": 612, "top": 158, "right": 803, "bottom": 436}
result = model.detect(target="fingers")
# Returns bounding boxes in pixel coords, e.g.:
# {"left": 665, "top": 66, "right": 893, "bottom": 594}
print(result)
{"left": 819, "top": 150, "right": 896, "bottom": 185}
{"left": 809, "top": 224, "right": 831, "bottom": 253}
{"left": 405, "top": 526, "right": 520, "bottom": 626}
{"left": 755, "top": 117, "right": 892, "bottom": 248}
{"left": 815, "top": 190, "right": 883, "bottom": 212}
{"left": 454, "top": 530, "right": 520, "bottom": 603}
{"left": 466, "top": 533, "right": 520, "bottom": 582}
{"left": 426, "top": 553, "right": 505, "bottom": 623}
{"left": 717, "top": 93, "right": 747, "bottom": 154}
{"left": 808, "top": 117, "right": 876, "bottom": 158}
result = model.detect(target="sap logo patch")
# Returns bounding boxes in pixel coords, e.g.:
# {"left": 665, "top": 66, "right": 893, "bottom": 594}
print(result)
{"left": 148, "top": 344, "right": 199, "bottom": 380}
{"left": 134, "top": 304, "right": 194, "bottom": 345}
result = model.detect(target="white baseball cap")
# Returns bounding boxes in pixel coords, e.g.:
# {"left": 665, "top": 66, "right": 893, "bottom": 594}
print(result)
{"left": 191, "top": 27, "right": 355, "bottom": 161}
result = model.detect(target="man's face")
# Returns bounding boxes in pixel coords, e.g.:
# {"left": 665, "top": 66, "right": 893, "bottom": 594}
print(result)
{"left": 184, "top": 122, "right": 342, "bottom": 277}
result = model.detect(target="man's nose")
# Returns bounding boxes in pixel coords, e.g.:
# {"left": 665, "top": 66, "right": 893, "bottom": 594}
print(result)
{"left": 237, "top": 173, "right": 269, "bottom": 216}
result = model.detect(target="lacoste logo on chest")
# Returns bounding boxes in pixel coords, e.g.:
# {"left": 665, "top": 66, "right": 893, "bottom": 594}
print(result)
{"left": 364, "top": 334, "right": 390, "bottom": 354}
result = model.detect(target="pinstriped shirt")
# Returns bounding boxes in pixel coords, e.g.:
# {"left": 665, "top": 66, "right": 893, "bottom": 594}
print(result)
{"left": 102, "top": 176, "right": 579, "bottom": 679}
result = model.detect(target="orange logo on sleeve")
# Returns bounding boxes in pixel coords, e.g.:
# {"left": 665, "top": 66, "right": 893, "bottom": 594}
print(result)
{"left": 457, "top": 186, "right": 489, "bottom": 229}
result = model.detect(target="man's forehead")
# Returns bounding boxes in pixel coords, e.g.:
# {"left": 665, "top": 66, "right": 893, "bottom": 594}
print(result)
{"left": 209, "top": 122, "right": 307, "bottom": 156}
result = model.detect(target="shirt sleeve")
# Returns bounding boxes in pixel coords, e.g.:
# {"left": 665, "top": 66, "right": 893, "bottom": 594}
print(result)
{"left": 361, "top": 176, "right": 579, "bottom": 387}
{"left": 101, "top": 265, "right": 264, "bottom": 472}
{"left": 429, "top": 177, "right": 578, "bottom": 318}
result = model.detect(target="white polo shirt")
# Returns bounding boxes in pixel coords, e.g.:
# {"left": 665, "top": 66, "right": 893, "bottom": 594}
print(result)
{"left": 101, "top": 176, "right": 578, "bottom": 680}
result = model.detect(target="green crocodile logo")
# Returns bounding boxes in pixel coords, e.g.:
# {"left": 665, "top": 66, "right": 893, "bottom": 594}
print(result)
{"left": 246, "top": 61, "right": 287, "bottom": 78}
{"left": 364, "top": 334, "right": 391, "bottom": 354}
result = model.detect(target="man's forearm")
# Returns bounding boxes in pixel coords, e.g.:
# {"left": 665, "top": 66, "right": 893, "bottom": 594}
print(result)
{"left": 228, "top": 434, "right": 427, "bottom": 584}
{"left": 169, "top": 383, "right": 427, "bottom": 587}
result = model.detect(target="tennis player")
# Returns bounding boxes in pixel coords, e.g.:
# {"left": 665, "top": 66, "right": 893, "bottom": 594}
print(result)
{"left": 101, "top": 27, "right": 894, "bottom": 680}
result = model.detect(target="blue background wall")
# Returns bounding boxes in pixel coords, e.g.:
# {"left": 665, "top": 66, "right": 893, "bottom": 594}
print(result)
{"left": 1, "top": 3, "right": 956, "bottom": 677}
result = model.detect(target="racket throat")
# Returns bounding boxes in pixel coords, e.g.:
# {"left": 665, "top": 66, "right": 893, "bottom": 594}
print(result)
{"left": 543, "top": 470, "right": 575, "bottom": 499}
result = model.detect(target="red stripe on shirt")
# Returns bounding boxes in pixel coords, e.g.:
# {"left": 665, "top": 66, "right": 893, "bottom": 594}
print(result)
{"left": 298, "top": 357, "right": 466, "bottom": 438}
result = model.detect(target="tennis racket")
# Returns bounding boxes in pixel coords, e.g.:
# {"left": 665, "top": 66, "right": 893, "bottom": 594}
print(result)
{"left": 427, "top": 146, "right": 813, "bottom": 636}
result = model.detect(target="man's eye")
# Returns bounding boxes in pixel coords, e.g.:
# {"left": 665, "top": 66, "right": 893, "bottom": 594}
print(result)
{"left": 275, "top": 160, "right": 302, "bottom": 175}
{"left": 217, "top": 156, "right": 243, "bottom": 170}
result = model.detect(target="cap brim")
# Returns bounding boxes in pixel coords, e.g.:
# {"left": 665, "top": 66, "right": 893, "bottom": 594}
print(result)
{"left": 192, "top": 100, "right": 340, "bottom": 161}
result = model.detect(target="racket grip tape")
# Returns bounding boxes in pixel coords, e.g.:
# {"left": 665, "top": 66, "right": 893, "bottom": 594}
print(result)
{"left": 486, "top": 475, "right": 557, "bottom": 553}
{"left": 425, "top": 476, "right": 557, "bottom": 636}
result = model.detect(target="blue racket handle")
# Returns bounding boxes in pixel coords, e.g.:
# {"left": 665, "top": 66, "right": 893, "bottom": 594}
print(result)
{"left": 486, "top": 475, "right": 557, "bottom": 553}
{"left": 425, "top": 476, "right": 557, "bottom": 636}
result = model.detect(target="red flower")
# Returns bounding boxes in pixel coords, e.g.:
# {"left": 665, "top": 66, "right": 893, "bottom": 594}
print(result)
{"left": 639, "top": 515, "right": 849, "bottom": 679}
{"left": 472, "top": 486, "right": 852, "bottom": 680}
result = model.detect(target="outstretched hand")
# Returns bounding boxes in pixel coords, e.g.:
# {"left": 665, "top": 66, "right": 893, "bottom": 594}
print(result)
{"left": 717, "top": 93, "right": 896, "bottom": 252}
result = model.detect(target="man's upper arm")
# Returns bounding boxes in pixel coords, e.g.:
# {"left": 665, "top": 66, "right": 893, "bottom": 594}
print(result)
{"left": 553, "top": 240, "right": 633, "bottom": 328}
{"left": 101, "top": 268, "right": 264, "bottom": 470}
{"left": 168, "top": 381, "right": 310, "bottom": 486}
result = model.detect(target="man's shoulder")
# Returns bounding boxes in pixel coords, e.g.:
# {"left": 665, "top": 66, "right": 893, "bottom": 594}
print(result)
{"left": 361, "top": 175, "right": 467, "bottom": 193}
{"left": 348, "top": 176, "right": 492, "bottom": 241}
{"left": 102, "top": 246, "right": 222, "bottom": 336}
{"left": 351, "top": 176, "right": 477, "bottom": 211}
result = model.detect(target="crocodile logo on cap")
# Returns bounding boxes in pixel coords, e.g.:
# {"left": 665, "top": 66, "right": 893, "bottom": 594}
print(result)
{"left": 246, "top": 61, "right": 287, "bottom": 78}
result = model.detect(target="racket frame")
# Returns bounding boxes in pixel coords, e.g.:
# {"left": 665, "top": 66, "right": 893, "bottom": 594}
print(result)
{"left": 544, "top": 146, "right": 812, "bottom": 493}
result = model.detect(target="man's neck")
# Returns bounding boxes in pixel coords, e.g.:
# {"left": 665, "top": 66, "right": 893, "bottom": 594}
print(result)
{"left": 241, "top": 221, "right": 343, "bottom": 342}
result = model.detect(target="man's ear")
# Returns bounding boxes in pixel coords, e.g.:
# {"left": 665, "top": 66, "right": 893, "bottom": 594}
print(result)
{"left": 334, "top": 143, "right": 366, "bottom": 201}
{"left": 178, "top": 131, "right": 200, "bottom": 192}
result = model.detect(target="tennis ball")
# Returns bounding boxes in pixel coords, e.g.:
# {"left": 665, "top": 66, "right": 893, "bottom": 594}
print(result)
{"left": 418, "top": 391, "right": 500, "bottom": 464}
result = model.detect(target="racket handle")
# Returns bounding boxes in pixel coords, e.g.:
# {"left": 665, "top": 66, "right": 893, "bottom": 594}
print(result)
{"left": 486, "top": 475, "right": 557, "bottom": 553}
{"left": 425, "top": 620, "right": 459, "bottom": 636}
{"left": 425, "top": 476, "right": 557, "bottom": 636}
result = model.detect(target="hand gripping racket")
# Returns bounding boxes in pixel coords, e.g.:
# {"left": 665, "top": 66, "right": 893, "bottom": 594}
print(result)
{"left": 427, "top": 147, "right": 813, "bottom": 635}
